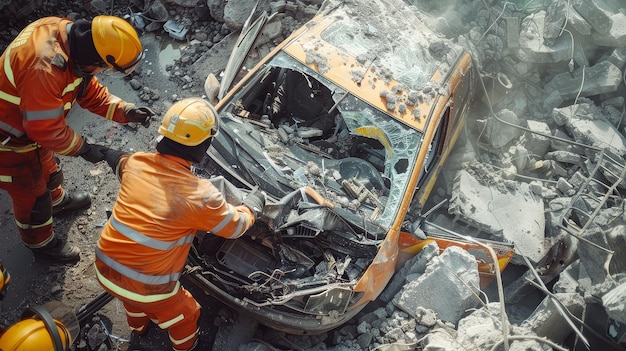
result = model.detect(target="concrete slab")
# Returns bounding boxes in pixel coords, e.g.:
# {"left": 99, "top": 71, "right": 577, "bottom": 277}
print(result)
{"left": 545, "top": 61, "right": 623, "bottom": 101}
{"left": 448, "top": 169, "right": 546, "bottom": 263}
{"left": 516, "top": 11, "right": 573, "bottom": 64}
{"left": 521, "top": 292, "right": 585, "bottom": 344}
{"left": 393, "top": 246, "right": 480, "bottom": 324}
{"left": 551, "top": 101, "right": 626, "bottom": 156}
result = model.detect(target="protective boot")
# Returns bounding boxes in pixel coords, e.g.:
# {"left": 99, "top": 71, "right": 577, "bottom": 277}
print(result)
{"left": 31, "top": 237, "right": 80, "bottom": 263}
{"left": 52, "top": 191, "right": 91, "bottom": 216}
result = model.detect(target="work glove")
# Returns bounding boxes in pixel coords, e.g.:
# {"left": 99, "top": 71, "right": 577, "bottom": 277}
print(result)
{"left": 104, "top": 148, "right": 128, "bottom": 175}
{"left": 124, "top": 104, "right": 155, "bottom": 127}
{"left": 78, "top": 142, "right": 112, "bottom": 163}
{"left": 242, "top": 187, "right": 266, "bottom": 220}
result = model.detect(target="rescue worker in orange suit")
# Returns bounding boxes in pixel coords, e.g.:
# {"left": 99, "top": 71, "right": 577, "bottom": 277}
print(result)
{"left": 94, "top": 97, "right": 266, "bottom": 351}
{"left": 0, "top": 16, "right": 155, "bottom": 263}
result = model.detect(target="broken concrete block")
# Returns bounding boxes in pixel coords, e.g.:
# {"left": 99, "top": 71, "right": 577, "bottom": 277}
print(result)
{"left": 601, "top": 47, "right": 626, "bottom": 72}
{"left": 479, "top": 109, "right": 522, "bottom": 149}
{"left": 545, "top": 60, "right": 623, "bottom": 101}
{"left": 553, "top": 261, "right": 582, "bottom": 294}
{"left": 422, "top": 328, "right": 457, "bottom": 351}
{"left": 604, "top": 224, "right": 626, "bottom": 275}
{"left": 551, "top": 102, "right": 626, "bottom": 156}
{"left": 583, "top": 5, "right": 626, "bottom": 46}
{"left": 567, "top": 6, "right": 593, "bottom": 36}
{"left": 379, "top": 241, "right": 439, "bottom": 303}
{"left": 543, "top": 0, "right": 568, "bottom": 39}
{"left": 517, "top": 11, "right": 573, "bottom": 63}
{"left": 568, "top": 113, "right": 626, "bottom": 157}
{"left": 456, "top": 303, "right": 546, "bottom": 350}
{"left": 603, "top": 280, "right": 626, "bottom": 323}
{"left": 543, "top": 89, "right": 565, "bottom": 113}
{"left": 576, "top": 225, "right": 612, "bottom": 285}
{"left": 511, "top": 145, "right": 529, "bottom": 172}
{"left": 556, "top": 177, "right": 575, "bottom": 195}
{"left": 521, "top": 292, "right": 585, "bottom": 343}
{"left": 393, "top": 246, "right": 479, "bottom": 324}
{"left": 448, "top": 169, "right": 546, "bottom": 263}
{"left": 572, "top": 0, "right": 616, "bottom": 35}
{"left": 505, "top": 16, "right": 520, "bottom": 48}
{"left": 545, "top": 150, "right": 585, "bottom": 165}
{"left": 523, "top": 120, "right": 551, "bottom": 158}
{"left": 549, "top": 128, "right": 586, "bottom": 156}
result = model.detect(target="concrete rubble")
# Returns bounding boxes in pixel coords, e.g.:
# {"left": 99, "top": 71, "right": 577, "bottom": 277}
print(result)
{"left": 247, "top": 0, "right": 626, "bottom": 349}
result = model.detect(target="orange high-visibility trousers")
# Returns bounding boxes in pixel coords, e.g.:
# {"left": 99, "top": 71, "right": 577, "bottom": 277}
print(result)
{"left": 121, "top": 287, "right": 201, "bottom": 351}
{"left": 0, "top": 147, "right": 64, "bottom": 247}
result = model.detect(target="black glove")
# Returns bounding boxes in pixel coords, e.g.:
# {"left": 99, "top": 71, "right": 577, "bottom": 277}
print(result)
{"left": 79, "top": 142, "right": 111, "bottom": 163}
{"left": 242, "top": 187, "right": 266, "bottom": 219}
{"left": 124, "top": 104, "right": 155, "bottom": 126}
{"left": 104, "top": 148, "right": 127, "bottom": 173}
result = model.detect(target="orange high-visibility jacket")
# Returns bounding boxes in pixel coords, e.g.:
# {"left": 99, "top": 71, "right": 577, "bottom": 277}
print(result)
{"left": 0, "top": 16, "right": 130, "bottom": 155}
{"left": 95, "top": 152, "right": 256, "bottom": 303}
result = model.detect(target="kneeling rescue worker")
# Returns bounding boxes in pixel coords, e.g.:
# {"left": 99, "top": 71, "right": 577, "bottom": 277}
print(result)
{"left": 94, "top": 97, "right": 266, "bottom": 351}
{"left": 0, "top": 15, "right": 155, "bottom": 263}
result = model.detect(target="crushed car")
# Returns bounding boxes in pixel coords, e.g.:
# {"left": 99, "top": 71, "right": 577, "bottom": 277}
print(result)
{"left": 185, "top": 0, "right": 512, "bottom": 334}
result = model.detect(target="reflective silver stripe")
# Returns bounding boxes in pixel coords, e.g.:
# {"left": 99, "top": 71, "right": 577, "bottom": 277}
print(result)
{"left": 0, "top": 91, "right": 20, "bottom": 105}
{"left": 4, "top": 46, "right": 15, "bottom": 87}
{"left": 95, "top": 264, "right": 181, "bottom": 303}
{"left": 109, "top": 216, "right": 194, "bottom": 251}
{"left": 158, "top": 314, "right": 184, "bottom": 329}
{"left": 124, "top": 309, "right": 147, "bottom": 318}
{"left": 96, "top": 246, "right": 181, "bottom": 285}
{"left": 62, "top": 78, "right": 82, "bottom": 95}
{"left": 210, "top": 204, "right": 235, "bottom": 233}
{"left": 1, "top": 46, "right": 20, "bottom": 105}
{"left": 16, "top": 217, "right": 52, "bottom": 229}
{"left": 56, "top": 132, "right": 81, "bottom": 155}
{"left": 0, "top": 175, "right": 12, "bottom": 182}
{"left": 228, "top": 215, "right": 246, "bottom": 238}
{"left": 170, "top": 328, "right": 199, "bottom": 348}
{"left": 105, "top": 102, "right": 118, "bottom": 120}
{"left": 0, "top": 120, "right": 24, "bottom": 137}
{"left": 24, "top": 106, "right": 64, "bottom": 121}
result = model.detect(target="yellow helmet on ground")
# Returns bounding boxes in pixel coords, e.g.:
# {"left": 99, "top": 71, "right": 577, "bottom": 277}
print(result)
{"left": 0, "top": 302, "right": 79, "bottom": 351}
{"left": 0, "top": 260, "right": 9, "bottom": 299}
{"left": 159, "top": 98, "right": 220, "bottom": 146}
{"left": 92, "top": 15, "right": 143, "bottom": 75}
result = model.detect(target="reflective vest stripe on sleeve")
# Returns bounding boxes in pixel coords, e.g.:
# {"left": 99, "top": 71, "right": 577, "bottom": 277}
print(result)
{"left": 1, "top": 46, "right": 20, "bottom": 105}
{"left": 209, "top": 204, "right": 251, "bottom": 238}
{"left": 210, "top": 205, "right": 235, "bottom": 233}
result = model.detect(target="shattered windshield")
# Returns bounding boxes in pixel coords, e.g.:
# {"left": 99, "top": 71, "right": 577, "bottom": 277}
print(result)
{"left": 266, "top": 53, "right": 424, "bottom": 229}
{"left": 321, "top": 13, "right": 439, "bottom": 90}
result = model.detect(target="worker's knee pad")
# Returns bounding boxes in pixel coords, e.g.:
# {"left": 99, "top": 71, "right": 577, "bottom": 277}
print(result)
{"left": 31, "top": 192, "right": 52, "bottom": 225}
{"left": 47, "top": 169, "right": 64, "bottom": 191}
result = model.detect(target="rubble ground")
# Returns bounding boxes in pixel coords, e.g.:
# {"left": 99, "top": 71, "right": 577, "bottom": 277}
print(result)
{"left": 1, "top": 0, "right": 626, "bottom": 350}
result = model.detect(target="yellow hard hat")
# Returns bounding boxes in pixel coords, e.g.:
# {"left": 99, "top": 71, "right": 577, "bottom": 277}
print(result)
{"left": 92, "top": 15, "right": 143, "bottom": 75}
{"left": 0, "top": 260, "right": 9, "bottom": 299}
{"left": 158, "top": 98, "right": 220, "bottom": 146}
{"left": 0, "top": 319, "right": 70, "bottom": 351}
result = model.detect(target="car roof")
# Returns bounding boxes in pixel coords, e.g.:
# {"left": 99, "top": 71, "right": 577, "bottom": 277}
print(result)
{"left": 280, "top": 0, "right": 467, "bottom": 129}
